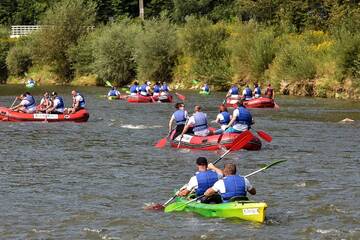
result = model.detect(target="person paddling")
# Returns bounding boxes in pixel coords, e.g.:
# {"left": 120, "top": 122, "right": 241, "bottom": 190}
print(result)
{"left": 253, "top": 83, "right": 261, "bottom": 98}
{"left": 153, "top": 82, "right": 161, "bottom": 97}
{"left": 224, "top": 100, "right": 253, "bottom": 133}
{"left": 161, "top": 82, "right": 170, "bottom": 94}
{"left": 204, "top": 163, "right": 256, "bottom": 203}
{"left": 181, "top": 105, "right": 212, "bottom": 137}
{"left": 11, "top": 92, "right": 36, "bottom": 113}
{"left": 177, "top": 157, "right": 223, "bottom": 203}
{"left": 139, "top": 81, "right": 152, "bottom": 96}
{"left": 130, "top": 81, "right": 139, "bottom": 96}
{"left": 108, "top": 86, "right": 120, "bottom": 97}
{"left": 38, "top": 92, "right": 52, "bottom": 112}
{"left": 201, "top": 84, "right": 210, "bottom": 93}
{"left": 168, "top": 102, "right": 188, "bottom": 140}
{"left": 242, "top": 85, "right": 253, "bottom": 100}
{"left": 64, "top": 90, "right": 85, "bottom": 114}
{"left": 264, "top": 83, "right": 274, "bottom": 99}
{"left": 214, "top": 104, "right": 231, "bottom": 134}
{"left": 226, "top": 85, "right": 239, "bottom": 99}
{"left": 46, "top": 92, "right": 65, "bottom": 114}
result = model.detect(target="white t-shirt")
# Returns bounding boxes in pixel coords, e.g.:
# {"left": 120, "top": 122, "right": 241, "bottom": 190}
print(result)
{"left": 231, "top": 108, "right": 249, "bottom": 131}
{"left": 212, "top": 176, "right": 252, "bottom": 193}
{"left": 20, "top": 99, "right": 36, "bottom": 113}
{"left": 140, "top": 86, "right": 151, "bottom": 96}
{"left": 185, "top": 171, "right": 223, "bottom": 191}
{"left": 188, "top": 114, "right": 209, "bottom": 136}
{"left": 216, "top": 113, "right": 232, "bottom": 130}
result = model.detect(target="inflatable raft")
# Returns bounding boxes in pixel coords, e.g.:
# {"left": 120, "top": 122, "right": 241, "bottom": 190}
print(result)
{"left": 0, "top": 107, "right": 89, "bottom": 122}
{"left": 107, "top": 95, "right": 128, "bottom": 100}
{"left": 127, "top": 94, "right": 173, "bottom": 103}
{"left": 169, "top": 130, "right": 261, "bottom": 151}
{"left": 225, "top": 97, "right": 275, "bottom": 109}
{"left": 165, "top": 197, "right": 267, "bottom": 223}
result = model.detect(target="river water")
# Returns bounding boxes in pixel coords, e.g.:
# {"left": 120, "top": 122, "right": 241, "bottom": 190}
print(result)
{"left": 0, "top": 85, "right": 359, "bottom": 239}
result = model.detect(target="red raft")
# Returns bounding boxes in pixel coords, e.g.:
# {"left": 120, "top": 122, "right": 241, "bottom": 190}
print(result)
{"left": 169, "top": 130, "right": 261, "bottom": 151}
{"left": 0, "top": 107, "right": 89, "bottom": 122}
{"left": 225, "top": 97, "right": 275, "bottom": 109}
{"left": 127, "top": 94, "right": 173, "bottom": 103}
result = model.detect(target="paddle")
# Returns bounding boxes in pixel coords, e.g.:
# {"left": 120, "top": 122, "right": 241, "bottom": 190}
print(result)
{"left": 9, "top": 97, "right": 18, "bottom": 108}
{"left": 165, "top": 159, "right": 287, "bottom": 212}
{"left": 105, "top": 80, "right": 113, "bottom": 88}
{"left": 154, "top": 129, "right": 175, "bottom": 148}
{"left": 146, "top": 131, "right": 253, "bottom": 210}
{"left": 253, "top": 129, "right": 272, "bottom": 142}
{"left": 274, "top": 102, "right": 280, "bottom": 111}
{"left": 175, "top": 92, "right": 185, "bottom": 101}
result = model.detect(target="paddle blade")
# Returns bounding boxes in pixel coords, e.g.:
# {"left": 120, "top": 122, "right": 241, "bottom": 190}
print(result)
{"left": 175, "top": 93, "right": 186, "bottom": 101}
{"left": 164, "top": 202, "right": 187, "bottom": 213}
{"left": 144, "top": 203, "right": 165, "bottom": 211}
{"left": 155, "top": 137, "right": 167, "bottom": 148}
{"left": 105, "top": 81, "right": 113, "bottom": 87}
{"left": 265, "top": 160, "right": 287, "bottom": 169}
{"left": 257, "top": 130, "right": 272, "bottom": 142}
{"left": 229, "top": 131, "right": 254, "bottom": 151}
{"left": 274, "top": 102, "right": 280, "bottom": 111}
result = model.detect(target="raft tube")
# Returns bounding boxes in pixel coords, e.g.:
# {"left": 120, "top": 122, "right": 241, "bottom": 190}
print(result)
{"left": 225, "top": 97, "right": 275, "bottom": 109}
{"left": 127, "top": 94, "right": 173, "bottom": 103}
{"left": 0, "top": 107, "right": 89, "bottom": 122}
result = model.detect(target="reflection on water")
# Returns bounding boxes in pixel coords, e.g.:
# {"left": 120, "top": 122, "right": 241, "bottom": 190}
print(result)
{"left": 0, "top": 85, "right": 359, "bottom": 239}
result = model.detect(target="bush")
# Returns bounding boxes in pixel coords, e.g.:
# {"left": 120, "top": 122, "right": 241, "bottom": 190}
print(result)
{"left": 175, "top": 17, "right": 232, "bottom": 88}
{"left": 0, "top": 26, "right": 11, "bottom": 82}
{"left": 135, "top": 18, "right": 177, "bottom": 82}
{"left": 92, "top": 19, "right": 141, "bottom": 86}
{"left": 6, "top": 37, "right": 32, "bottom": 76}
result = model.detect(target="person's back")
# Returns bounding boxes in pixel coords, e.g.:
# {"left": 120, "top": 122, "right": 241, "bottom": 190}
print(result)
{"left": 22, "top": 93, "right": 36, "bottom": 113}
{"left": 130, "top": 83, "right": 139, "bottom": 96}
{"left": 243, "top": 86, "right": 253, "bottom": 100}
{"left": 228, "top": 86, "right": 239, "bottom": 98}
{"left": 265, "top": 84, "right": 274, "bottom": 99}
{"left": 53, "top": 95, "right": 65, "bottom": 113}
{"left": 193, "top": 111, "right": 209, "bottom": 135}
{"left": 202, "top": 84, "right": 210, "bottom": 93}
{"left": 108, "top": 88, "right": 120, "bottom": 97}
{"left": 161, "top": 83, "right": 170, "bottom": 92}
{"left": 224, "top": 101, "right": 252, "bottom": 133}
{"left": 253, "top": 84, "right": 261, "bottom": 98}
{"left": 153, "top": 83, "right": 161, "bottom": 96}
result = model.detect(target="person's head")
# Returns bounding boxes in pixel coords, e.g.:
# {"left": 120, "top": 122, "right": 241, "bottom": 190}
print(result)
{"left": 71, "top": 90, "right": 77, "bottom": 97}
{"left": 268, "top": 83, "right": 271, "bottom": 87}
{"left": 224, "top": 163, "right": 237, "bottom": 176}
{"left": 134, "top": 81, "right": 139, "bottom": 86}
{"left": 196, "top": 157, "right": 208, "bottom": 169}
{"left": 194, "top": 105, "right": 201, "bottom": 112}
{"left": 156, "top": 81, "right": 160, "bottom": 85}
{"left": 235, "top": 99, "right": 244, "bottom": 108}
{"left": 25, "top": 92, "right": 31, "bottom": 96}
{"left": 175, "top": 102, "right": 185, "bottom": 109}
{"left": 51, "top": 91, "right": 57, "bottom": 98}
{"left": 111, "top": 86, "right": 115, "bottom": 90}
{"left": 163, "top": 81, "right": 166, "bottom": 85}
{"left": 219, "top": 104, "right": 228, "bottom": 113}
{"left": 44, "top": 92, "right": 49, "bottom": 98}
{"left": 254, "top": 83, "right": 258, "bottom": 88}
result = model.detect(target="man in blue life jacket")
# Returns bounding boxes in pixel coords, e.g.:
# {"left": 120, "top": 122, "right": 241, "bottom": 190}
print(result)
{"left": 160, "top": 81, "right": 170, "bottom": 95}
{"left": 129, "top": 81, "right": 139, "bottom": 96}
{"left": 153, "top": 82, "right": 161, "bottom": 97}
{"left": 181, "top": 105, "right": 212, "bottom": 137}
{"left": 214, "top": 104, "right": 231, "bottom": 134}
{"left": 253, "top": 83, "right": 261, "bottom": 98}
{"left": 64, "top": 90, "right": 85, "bottom": 114}
{"left": 168, "top": 102, "right": 189, "bottom": 139}
{"left": 139, "top": 81, "right": 152, "bottom": 96}
{"left": 11, "top": 92, "right": 36, "bottom": 113}
{"left": 226, "top": 85, "right": 239, "bottom": 98}
{"left": 204, "top": 163, "right": 256, "bottom": 203}
{"left": 107, "top": 86, "right": 120, "bottom": 97}
{"left": 224, "top": 100, "right": 253, "bottom": 133}
{"left": 177, "top": 157, "right": 223, "bottom": 203}
{"left": 201, "top": 83, "right": 210, "bottom": 93}
{"left": 242, "top": 85, "right": 253, "bottom": 100}
{"left": 46, "top": 92, "right": 65, "bottom": 114}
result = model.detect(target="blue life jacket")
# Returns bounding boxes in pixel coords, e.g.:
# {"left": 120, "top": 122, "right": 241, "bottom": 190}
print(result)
{"left": 161, "top": 84, "right": 169, "bottom": 92}
{"left": 244, "top": 87, "right": 252, "bottom": 98}
{"left": 108, "top": 89, "right": 118, "bottom": 96}
{"left": 140, "top": 84, "right": 148, "bottom": 93}
{"left": 193, "top": 112, "right": 208, "bottom": 132}
{"left": 235, "top": 106, "right": 252, "bottom": 125}
{"left": 219, "top": 111, "right": 231, "bottom": 125}
{"left": 153, "top": 85, "right": 160, "bottom": 93}
{"left": 230, "top": 86, "right": 239, "bottom": 95}
{"left": 204, "top": 85, "right": 209, "bottom": 92}
{"left": 174, "top": 110, "right": 186, "bottom": 125}
{"left": 254, "top": 87, "right": 261, "bottom": 95}
{"left": 77, "top": 93, "right": 86, "bottom": 108}
{"left": 221, "top": 175, "right": 246, "bottom": 202}
{"left": 24, "top": 95, "right": 36, "bottom": 109}
{"left": 54, "top": 96, "right": 64, "bottom": 111}
{"left": 130, "top": 85, "right": 138, "bottom": 93}
{"left": 195, "top": 170, "right": 219, "bottom": 196}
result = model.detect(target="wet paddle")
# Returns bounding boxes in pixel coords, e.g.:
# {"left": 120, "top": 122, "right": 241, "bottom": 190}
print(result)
{"left": 165, "top": 159, "right": 287, "bottom": 213}
{"left": 253, "top": 129, "right": 272, "bottom": 142}
{"left": 146, "top": 131, "right": 253, "bottom": 211}
{"left": 154, "top": 129, "right": 174, "bottom": 148}
{"left": 175, "top": 93, "right": 185, "bottom": 101}
{"left": 105, "top": 80, "right": 113, "bottom": 88}
{"left": 9, "top": 97, "right": 18, "bottom": 108}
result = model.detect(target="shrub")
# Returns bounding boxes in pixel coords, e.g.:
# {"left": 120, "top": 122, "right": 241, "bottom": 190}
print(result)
{"left": 135, "top": 18, "right": 177, "bottom": 82}
{"left": 6, "top": 37, "right": 32, "bottom": 76}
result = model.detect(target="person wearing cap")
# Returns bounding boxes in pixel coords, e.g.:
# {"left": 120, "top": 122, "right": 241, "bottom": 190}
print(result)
{"left": 177, "top": 157, "right": 223, "bottom": 203}
{"left": 224, "top": 100, "right": 253, "bottom": 133}
{"left": 242, "top": 85, "right": 253, "bottom": 100}
{"left": 107, "top": 86, "right": 120, "bottom": 97}
{"left": 168, "top": 102, "right": 189, "bottom": 139}
{"left": 46, "top": 92, "right": 65, "bottom": 114}
{"left": 204, "top": 163, "right": 256, "bottom": 203}
{"left": 38, "top": 92, "right": 52, "bottom": 112}
{"left": 129, "top": 81, "right": 139, "bottom": 96}
{"left": 64, "top": 90, "right": 85, "bottom": 114}
{"left": 253, "top": 83, "right": 261, "bottom": 98}
{"left": 139, "top": 81, "right": 152, "bottom": 96}
{"left": 181, "top": 105, "right": 212, "bottom": 137}
{"left": 11, "top": 92, "right": 36, "bottom": 113}
{"left": 214, "top": 104, "right": 231, "bottom": 134}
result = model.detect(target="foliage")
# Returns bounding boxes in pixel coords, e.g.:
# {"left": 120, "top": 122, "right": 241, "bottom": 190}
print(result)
{"left": 0, "top": 26, "right": 11, "bottom": 82}
{"left": 6, "top": 37, "right": 32, "bottom": 76}
{"left": 134, "top": 18, "right": 177, "bottom": 82}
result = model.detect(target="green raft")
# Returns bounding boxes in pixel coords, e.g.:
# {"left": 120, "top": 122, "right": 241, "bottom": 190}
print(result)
{"left": 199, "top": 90, "right": 210, "bottom": 95}
{"left": 165, "top": 197, "right": 267, "bottom": 223}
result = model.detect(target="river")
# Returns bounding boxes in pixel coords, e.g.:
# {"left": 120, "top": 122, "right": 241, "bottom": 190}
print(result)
{"left": 0, "top": 85, "right": 359, "bottom": 239}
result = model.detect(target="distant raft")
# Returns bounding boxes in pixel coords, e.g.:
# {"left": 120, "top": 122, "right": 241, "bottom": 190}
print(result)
{"left": 127, "top": 94, "right": 173, "bottom": 103}
{"left": 225, "top": 97, "right": 275, "bottom": 109}
{"left": 0, "top": 107, "right": 89, "bottom": 122}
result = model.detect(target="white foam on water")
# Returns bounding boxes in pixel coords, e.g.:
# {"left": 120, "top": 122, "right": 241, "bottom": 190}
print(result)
{"left": 316, "top": 229, "right": 340, "bottom": 234}
{"left": 295, "top": 182, "right": 306, "bottom": 187}
{"left": 120, "top": 124, "right": 162, "bottom": 129}
{"left": 83, "top": 227, "right": 103, "bottom": 233}
{"left": 32, "top": 229, "right": 53, "bottom": 233}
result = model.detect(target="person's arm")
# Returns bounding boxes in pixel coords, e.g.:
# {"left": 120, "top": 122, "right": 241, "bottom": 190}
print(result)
{"left": 224, "top": 111, "right": 237, "bottom": 129}
{"left": 168, "top": 115, "right": 175, "bottom": 133}
{"left": 214, "top": 114, "right": 220, "bottom": 124}
{"left": 177, "top": 177, "right": 196, "bottom": 197}
{"left": 207, "top": 163, "right": 223, "bottom": 176}
{"left": 245, "top": 178, "right": 256, "bottom": 195}
{"left": 181, "top": 116, "right": 193, "bottom": 135}
{"left": 204, "top": 180, "right": 222, "bottom": 197}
